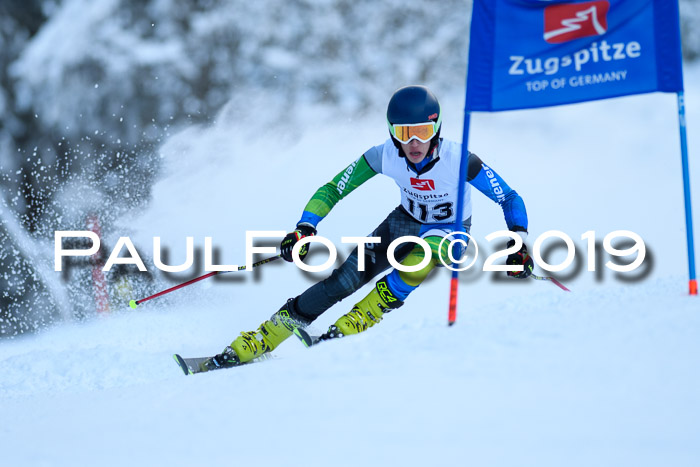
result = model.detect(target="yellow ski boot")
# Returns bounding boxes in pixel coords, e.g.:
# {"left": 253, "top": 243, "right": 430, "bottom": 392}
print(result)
{"left": 333, "top": 277, "right": 404, "bottom": 337}
{"left": 230, "top": 299, "right": 305, "bottom": 363}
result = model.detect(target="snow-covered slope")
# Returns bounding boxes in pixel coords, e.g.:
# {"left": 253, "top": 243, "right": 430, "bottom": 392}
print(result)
{"left": 2, "top": 67, "right": 700, "bottom": 466}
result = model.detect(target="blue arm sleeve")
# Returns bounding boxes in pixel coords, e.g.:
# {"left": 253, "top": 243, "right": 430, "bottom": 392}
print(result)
{"left": 468, "top": 155, "right": 528, "bottom": 231}
{"left": 299, "top": 211, "right": 324, "bottom": 227}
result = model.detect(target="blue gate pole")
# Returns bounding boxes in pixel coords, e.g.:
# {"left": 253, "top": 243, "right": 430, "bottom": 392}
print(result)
{"left": 677, "top": 91, "right": 697, "bottom": 295}
{"left": 448, "top": 111, "right": 472, "bottom": 325}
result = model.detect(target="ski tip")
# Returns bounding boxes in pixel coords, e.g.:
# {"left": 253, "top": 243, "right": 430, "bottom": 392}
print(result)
{"left": 292, "top": 327, "right": 314, "bottom": 348}
{"left": 173, "top": 354, "right": 192, "bottom": 376}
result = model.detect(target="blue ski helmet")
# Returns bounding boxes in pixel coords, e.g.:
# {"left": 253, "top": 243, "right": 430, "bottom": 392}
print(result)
{"left": 386, "top": 85, "right": 442, "bottom": 151}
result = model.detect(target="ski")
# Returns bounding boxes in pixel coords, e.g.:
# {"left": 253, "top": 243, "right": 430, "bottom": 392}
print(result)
{"left": 173, "top": 352, "right": 272, "bottom": 376}
{"left": 292, "top": 326, "right": 341, "bottom": 348}
{"left": 292, "top": 327, "right": 320, "bottom": 347}
{"left": 174, "top": 326, "right": 338, "bottom": 376}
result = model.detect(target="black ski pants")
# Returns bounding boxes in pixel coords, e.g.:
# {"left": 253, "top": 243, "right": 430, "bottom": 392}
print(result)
{"left": 293, "top": 206, "right": 422, "bottom": 322}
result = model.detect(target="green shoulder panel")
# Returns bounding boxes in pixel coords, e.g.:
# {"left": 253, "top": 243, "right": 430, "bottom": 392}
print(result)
{"left": 303, "top": 155, "right": 377, "bottom": 218}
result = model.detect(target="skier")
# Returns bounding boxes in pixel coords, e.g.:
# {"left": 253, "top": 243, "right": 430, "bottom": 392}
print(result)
{"left": 208, "top": 85, "right": 533, "bottom": 369}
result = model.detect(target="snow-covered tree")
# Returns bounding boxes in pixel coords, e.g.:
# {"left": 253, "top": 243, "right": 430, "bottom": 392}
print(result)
{"left": 1, "top": 0, "right": 699, "bottom": 335}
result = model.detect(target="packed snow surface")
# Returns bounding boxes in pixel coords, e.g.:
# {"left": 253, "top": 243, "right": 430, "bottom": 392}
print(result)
{"left": 2, "top": 66, "right": 700, "bottom": 467}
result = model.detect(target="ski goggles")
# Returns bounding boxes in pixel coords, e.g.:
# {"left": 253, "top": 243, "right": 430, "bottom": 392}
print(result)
{"left": 389, "top": 121, "right": 438, "bottom": 144}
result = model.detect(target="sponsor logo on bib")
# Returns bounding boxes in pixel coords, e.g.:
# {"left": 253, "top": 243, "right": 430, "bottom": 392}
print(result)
{"left": 410, "top": 178, "right": 435, "bottom": 191}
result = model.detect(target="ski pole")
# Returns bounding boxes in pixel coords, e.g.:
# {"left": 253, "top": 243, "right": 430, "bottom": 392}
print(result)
{"left": 530, "top": 273, "right": 570, "bottom": 292}
{"left": 128, "top": 254, "right": 282, "bottom": 308}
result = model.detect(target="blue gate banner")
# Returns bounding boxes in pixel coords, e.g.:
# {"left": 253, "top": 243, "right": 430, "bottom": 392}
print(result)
{"left": 466, "top": 0, "right": 684, "bottom": 111}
